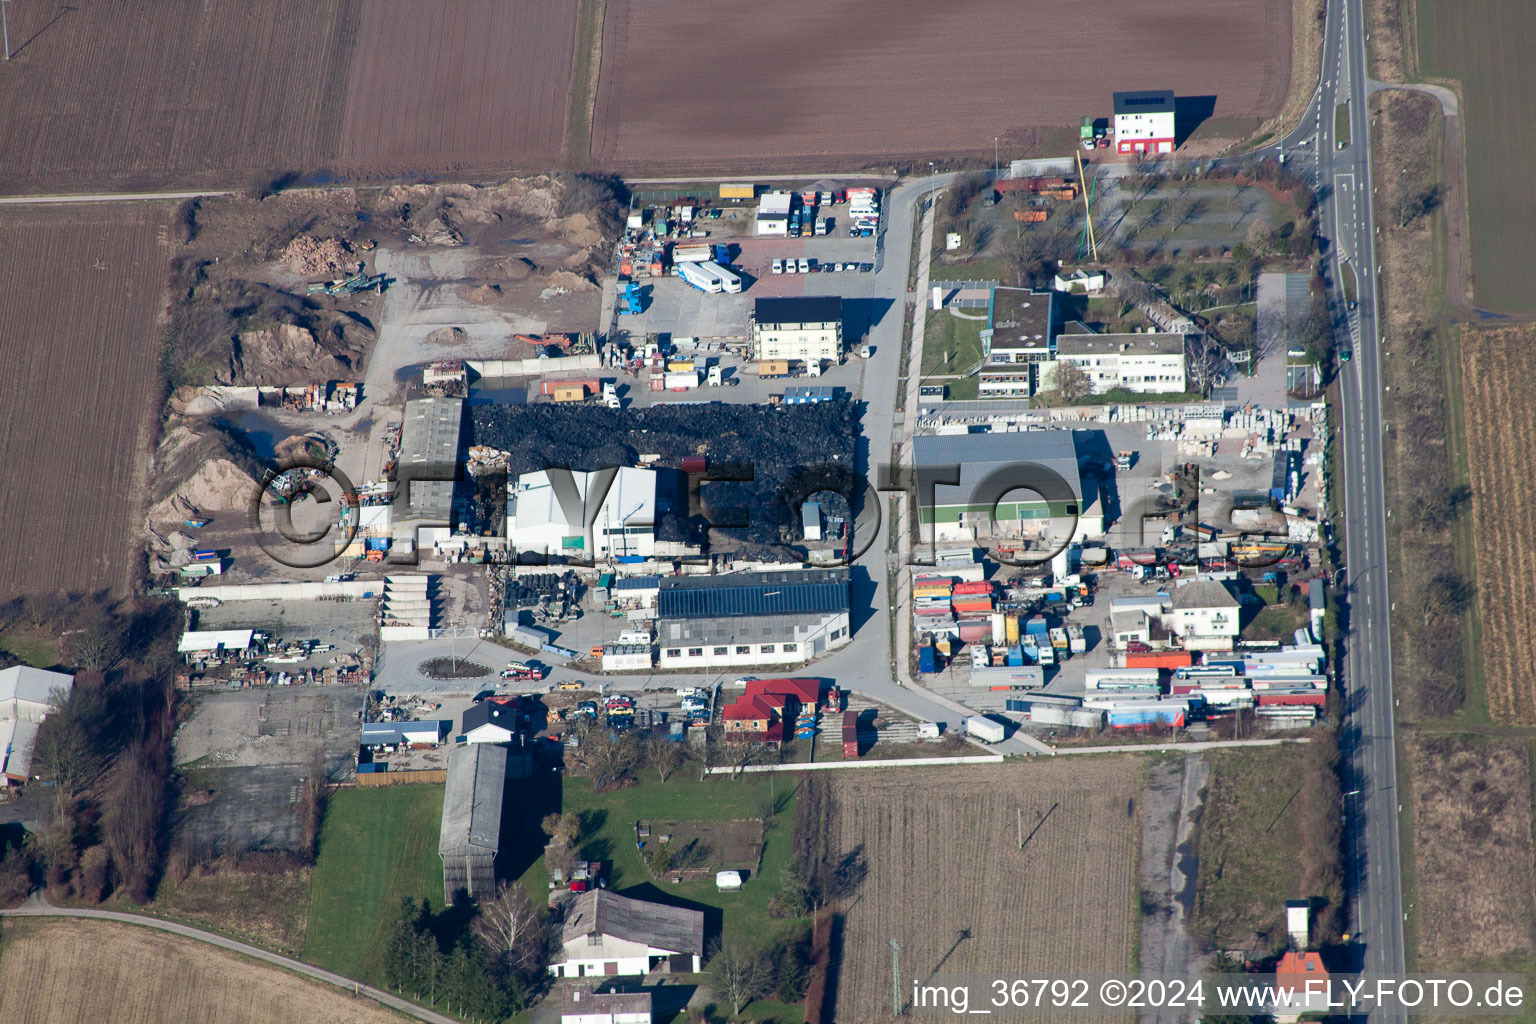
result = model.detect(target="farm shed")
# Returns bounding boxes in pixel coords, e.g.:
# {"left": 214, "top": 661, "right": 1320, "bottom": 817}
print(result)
{"left": 563, "top": 986, "right": 653, "bottom": 1024}
{"left": 0, "top": 666, "right": 74, "bottom": 722}
{"left": 439, "top": 742, "right": 507, "bottom": 902}
{"left": 551, "top": 890, "right": 706, "bottom": 978}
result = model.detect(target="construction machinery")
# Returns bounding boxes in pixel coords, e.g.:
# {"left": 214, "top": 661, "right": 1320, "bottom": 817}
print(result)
{"left": 307, "top": 271, "right": 388, "bottom": 296}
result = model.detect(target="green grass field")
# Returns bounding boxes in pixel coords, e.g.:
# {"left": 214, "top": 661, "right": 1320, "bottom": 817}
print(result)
{"left": 302, "top": 786, "right": 446, "bottom": 985}
{"left": 517, "top": 773, "right": 805, "bottom": 1023}
{"left": 1193, "top": 746, "right": 1311, "bottom": 949}
{"left": 919, "top": 309, "right": 987, "bottom": 377}
{"left": 1417, "top": 0, "right": 1536, "bottom": 311}
{"left": 1334, "top": 103, "right": 1351, "bottom": 149}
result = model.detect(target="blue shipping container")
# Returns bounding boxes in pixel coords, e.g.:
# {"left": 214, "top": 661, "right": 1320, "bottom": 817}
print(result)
{"left": 918, "top": 645, "right": 936, "bottom": 673}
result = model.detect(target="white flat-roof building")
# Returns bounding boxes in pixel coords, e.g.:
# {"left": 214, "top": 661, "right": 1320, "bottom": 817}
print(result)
{"left": 752, "top": 297, "right": 843, "bottom": 363}
{"left": 508, "top": 467, "right": 660, "bottom": 562}
{"left": 1053, "top": 329, "right": 1188, "bottom": 394}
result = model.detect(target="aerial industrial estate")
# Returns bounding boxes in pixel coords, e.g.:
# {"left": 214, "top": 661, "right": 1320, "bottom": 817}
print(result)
{"left": 0, "top": 1, "right": 1528, "bottom": 1022}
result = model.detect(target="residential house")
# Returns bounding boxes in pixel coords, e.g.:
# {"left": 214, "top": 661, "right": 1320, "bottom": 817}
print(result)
{"left": 1270, "top": 952, "right": 1331, "bottom": 1022}
{"left": 462, "top": 701, "right": 519, "bottom": 744}
{"left": 722, "top": 694, "right": 785, "bottom": 744}
{"left": 1165, "top": 579, "right": 1240, "bottom": 646}
{"left": 550, "top": 890, "right": 706, "bottom": 979}
{"left": 562, "top": 987, "right": 652, "bottom": 1024}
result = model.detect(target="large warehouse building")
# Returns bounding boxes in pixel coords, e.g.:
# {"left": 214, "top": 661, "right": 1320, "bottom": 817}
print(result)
{"left": 439, "top": 742, "right": 506, "bottom": 902}
{"left": 657, "top": 569, "right": 851, "bottom": 669}
{"left": 913, "top": 431, "right": 1096, "bottom": 547}
{"left": 393, "top": 396, "right": 464, "bottom": 556}
{"left": 508, "top": 466, "right": 666, "bottom": 562}
{"left": 751, "top": 296, "right": 843, "bottom": 363}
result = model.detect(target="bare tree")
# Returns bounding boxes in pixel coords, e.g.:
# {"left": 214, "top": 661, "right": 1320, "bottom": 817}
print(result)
{"left": 473, "top": 882, "right": 552, "bottom": 977}
{"left": 706, "top": 937, "right": 772, "bottom": 1017}
{"left": 1052, "top": 360, "right": 1093, "bottom": 402}
{"left": 646, "top": 734, "right": 688, "bottom": 783}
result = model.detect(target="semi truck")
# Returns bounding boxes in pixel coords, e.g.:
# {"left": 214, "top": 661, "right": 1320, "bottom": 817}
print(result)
{"left": 964, "top": 715, "right": 1006, "bottom": 743}
{"left": 677, "top": 262, "right": 723, "bottom": 293}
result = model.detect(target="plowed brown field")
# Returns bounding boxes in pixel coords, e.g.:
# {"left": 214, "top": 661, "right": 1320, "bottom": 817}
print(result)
{"left": 825, "top": 761, "right": 1142, "bottom": 1022}
{"left": 590, "top": 0, "right": 1292, "bottom": 171}
{"left": 0, "top": 206, "right": 168, "bottom": 595}
{"left": 0, "top": 0, "right": 575, "bottom": 194}
{"left": 333, "top": 0, "right": 575, "bottom": 180}
{"left": 0, "top": 917, "right": 402, "bottom": 1024}
{"left": 0, "top": 1, "right": 356, "bottom": 193}
{"left": 1461, "top": 327, "right": 1536, "bottom": 722}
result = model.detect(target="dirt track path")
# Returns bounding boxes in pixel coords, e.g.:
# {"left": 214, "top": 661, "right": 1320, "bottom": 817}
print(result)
{"left": 0, "top": 901, "right": 458, "bottom": 1024}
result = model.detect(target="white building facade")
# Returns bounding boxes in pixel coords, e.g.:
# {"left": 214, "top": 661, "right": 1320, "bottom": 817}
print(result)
{"left": 1053, "top": 332, "right": 1188, "bottom": 394}
{"left": 752, "top": 296, "right": 843, "bottom": 362}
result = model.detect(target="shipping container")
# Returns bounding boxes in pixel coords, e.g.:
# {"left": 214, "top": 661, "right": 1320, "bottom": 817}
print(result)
{"left": 719, "top": 183, "right": 756, "bottom": 200}
{"left": 551, "top": 384, "right": 586, "bottom": 403}
{"left": 192, "top": 550, "right": 220, "bottom": 561}
{"left": 672, "top": 243, "right": 712, "bottom": 264}
{"left": 918, "top": 645, "right": 937, "bottom": 673}
{"left": 663, "top": 371, "right": 699, "bottom": 390}
{"left": 681, "top": 455, "right": 707, "bottom": 474}
{"left": 757, "top": 359, "right": 791, "bottom": 378}
{"left": 952, "top": 581, "right": 993, "bottom": 596}
{"left": 1085, "top": 668, "right": 1159, "bottom": 689}
{"left": 1124, "top": 650, "right": 1194, "bottom": 670}
{"left": 1107, "top": 707, "right": 1186, "bottom": 729}
{"left": 539, "top": 379, "right": 598, "bottom": 397}
{"left": 1256, "top": 691, "right": 1327, "bottom": 707}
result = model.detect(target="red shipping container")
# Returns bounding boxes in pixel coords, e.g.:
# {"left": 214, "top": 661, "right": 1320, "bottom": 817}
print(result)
{"left": 841, "top": 710, "right": 859, "bottom": 758}
{"left": 1124, "top": 651, "right": 1193, "bottom": 670}
{"left": 952, "top": 582, "right": 993, "bottom": 595}
{"left": 1170, "top": 683, "right": 1198, "bottom": 695}
{"left": 1257, "top": 692, "right": 1326, "bottom": 707}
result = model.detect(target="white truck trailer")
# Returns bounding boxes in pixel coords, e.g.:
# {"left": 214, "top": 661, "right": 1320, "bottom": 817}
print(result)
{"left": 700, "top": 261, "right": 743, "bottom": 293}
{"left": 964, "top": 715, "right": 1006, "bottom": 743}
{"left": 677, "top": 262, "right": 722, "bottom": 293}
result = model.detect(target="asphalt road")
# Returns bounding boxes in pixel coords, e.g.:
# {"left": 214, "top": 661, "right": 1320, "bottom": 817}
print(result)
{"left": 1282, "top": 0, "right": 1408, "bottom": 1005}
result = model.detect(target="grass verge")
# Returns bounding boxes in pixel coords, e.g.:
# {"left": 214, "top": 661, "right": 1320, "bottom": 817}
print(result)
{"left": 563, "top": 0, "right": 607, "bottom": 166}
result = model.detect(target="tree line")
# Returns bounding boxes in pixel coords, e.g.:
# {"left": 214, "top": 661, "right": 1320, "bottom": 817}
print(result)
{"left": 0, "top": 595, "right": 181, "bottom": 906}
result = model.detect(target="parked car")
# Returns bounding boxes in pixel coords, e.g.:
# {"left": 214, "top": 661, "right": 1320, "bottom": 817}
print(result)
{"left": 797, "top": 258, "right": 810, "bottom": 274}
{"left": 859, "top": 262, "right": 874, "bottom": 272}
{"left": 473, "top": 689, "right": 497, "bottom": 703}
{"left": 1126, "top": 641, "right": 1152, "bottom": 654}
{"left": 785, "top": 259, "right": 799, "bottom": 275}
{"left": 771, "top": 258, "right": 783, "bottom": 275}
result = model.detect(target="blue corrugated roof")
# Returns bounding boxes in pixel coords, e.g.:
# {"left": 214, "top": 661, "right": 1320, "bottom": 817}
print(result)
{"left": 659, "top": 570, "right": 849, "bottom": 620}
{"left": 615, "top": 575, "right": 661, "bottom": 590}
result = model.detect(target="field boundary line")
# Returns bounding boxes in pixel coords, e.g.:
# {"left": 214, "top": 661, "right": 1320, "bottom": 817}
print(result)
{"left": 0, "top": 905, "right": 458, "bottom": 1024}
{"left": 0, "top": 190, "right": 236, "bottom": 205}
{"left": 1049, "top": 737, "right": 1313, "bottom": 755}
{"left": 707, "top": 754, "right": 1004, "bottom": 773}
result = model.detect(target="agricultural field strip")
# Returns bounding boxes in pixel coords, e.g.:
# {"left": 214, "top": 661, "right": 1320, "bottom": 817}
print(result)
{"left": 1459, "top": 334, "right": 1536, "bottom": 723}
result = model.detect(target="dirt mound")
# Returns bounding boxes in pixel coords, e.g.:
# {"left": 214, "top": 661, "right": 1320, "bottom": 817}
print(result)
{"left": 457, "top": 283, "right": 502, "bottom": 304}
{"left": 164, "top": 275, "right": 375, "bottom": 387}
{"left": 233, "top": 322, "right": 367, "bottom": 385}
{"left": 149, "top": 421, "right": 266, "bottom": 520}
{"left": 426, "top": 326, "right": 469, "bottom": 347}
{"left": 543, "top": 270, "right": 597, "bottom": 293}
{"left": 280, "top": 235, "right": 356, "bottom": 277}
